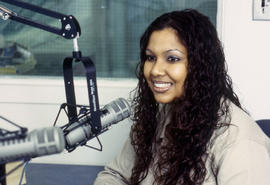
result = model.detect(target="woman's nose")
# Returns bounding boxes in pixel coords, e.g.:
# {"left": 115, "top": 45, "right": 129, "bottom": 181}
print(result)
{"left": 150, "top": 60, "right": 166, "bottom": 76}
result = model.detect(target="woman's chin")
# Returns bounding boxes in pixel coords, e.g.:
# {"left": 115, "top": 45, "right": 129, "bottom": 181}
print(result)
{"left": 153, "top": 94, "right": 174, "bottom": 104}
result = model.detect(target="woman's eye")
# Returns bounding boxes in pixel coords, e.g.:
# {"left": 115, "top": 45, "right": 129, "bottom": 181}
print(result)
{"left": 146, "top": 55, "right": 156, "bottom": 62}
{"left": 167, "top": 56, "right": 180, "bottom": 63}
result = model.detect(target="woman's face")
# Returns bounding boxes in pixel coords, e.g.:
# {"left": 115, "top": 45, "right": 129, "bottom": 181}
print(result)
{"left": 143, "top": 28, "right": 188, "bottom": 104}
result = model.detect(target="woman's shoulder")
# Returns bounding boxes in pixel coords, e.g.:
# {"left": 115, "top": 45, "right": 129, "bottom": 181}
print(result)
{"left": 229, "top": 102, "right": 268, "bottom": 143}
{"left": 209, "top": 101, "right": 270, "bottom": 159}
{"left": 204, "top": 102, "right": 270, "bottom": 184}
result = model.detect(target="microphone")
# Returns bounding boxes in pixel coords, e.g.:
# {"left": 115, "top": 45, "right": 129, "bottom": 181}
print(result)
{"left": 0, "top": 127, "right": 65, "bottom": 163}
{"left": 65, "top": 98, "right": 131, "bottom": 149}
{"left": 0, "top": 98, "right": 131, "bottom": 162}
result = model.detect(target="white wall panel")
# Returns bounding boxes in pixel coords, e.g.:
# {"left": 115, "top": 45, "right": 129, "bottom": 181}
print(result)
{"left": 218, "top": 0, "right": 270, "bottom": 120}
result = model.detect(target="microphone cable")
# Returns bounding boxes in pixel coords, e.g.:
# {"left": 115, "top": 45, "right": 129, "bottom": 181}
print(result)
{"left": 18, "top": 160, "right": 29, "bottom": 185}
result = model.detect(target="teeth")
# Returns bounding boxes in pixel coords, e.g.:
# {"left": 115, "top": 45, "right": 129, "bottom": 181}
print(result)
{"left": 153, "top": 82, "right": 171, "bottom": 88}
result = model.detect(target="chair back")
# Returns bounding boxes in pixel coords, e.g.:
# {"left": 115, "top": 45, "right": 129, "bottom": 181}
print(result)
{"left": 256, "top": 119, "right": 270, "bottom": 138}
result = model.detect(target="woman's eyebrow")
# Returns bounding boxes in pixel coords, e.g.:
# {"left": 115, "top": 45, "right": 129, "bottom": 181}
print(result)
{"left": 165, "top": 49, "right": 185, "bottom": 55}
{"left": 146, "top": 48, "right": 185, "bottom": 55}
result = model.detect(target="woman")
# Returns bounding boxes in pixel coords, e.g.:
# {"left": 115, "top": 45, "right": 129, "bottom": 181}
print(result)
{"left": 94, "top": 9, "right": 270, "bottom": 185}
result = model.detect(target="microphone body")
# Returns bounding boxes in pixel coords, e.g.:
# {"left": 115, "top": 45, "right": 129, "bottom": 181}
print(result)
{"left": 0, "top": 98, "right": 131, "bottom": 162}
{"left": 0, "top": 127, "right": 65, "bottom": 163}
{"left": 65, "top": 98, "right": 131, "bottom": 148}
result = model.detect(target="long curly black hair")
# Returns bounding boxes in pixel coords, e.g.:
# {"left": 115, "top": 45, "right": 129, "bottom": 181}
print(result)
{"left": 130, "top": 9, "right": 242, "bottom": 185}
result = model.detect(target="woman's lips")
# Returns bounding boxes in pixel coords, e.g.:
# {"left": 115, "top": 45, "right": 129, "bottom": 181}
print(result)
{"left": 152, "top": 81, "right": 172, "bottom": 93}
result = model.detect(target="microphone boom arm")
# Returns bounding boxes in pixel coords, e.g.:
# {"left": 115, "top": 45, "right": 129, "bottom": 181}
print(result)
{"left": 0, "top": 0, "right": 81, "bottom": 39}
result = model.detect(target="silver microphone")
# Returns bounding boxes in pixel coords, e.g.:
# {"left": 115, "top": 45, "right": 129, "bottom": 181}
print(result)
{"left": 0, "top": 127, "right": 65, "bottom": 163}
{"left": 0, "top": 98, "right": 131, "bottom": 162}
{"left": 65, "top": 98, "right": 131, "bottom": 148}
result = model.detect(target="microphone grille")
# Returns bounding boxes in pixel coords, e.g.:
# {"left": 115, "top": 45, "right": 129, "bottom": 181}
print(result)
{"left": 34, "top": 127, "right": 65, "bottom": 156}
{"left": 111, "top": 102, "right": 121, "bottom": 113}
{"left": 100, "top": 98, "right": 131, "bottom": 127}
{"left": 118, "top": 98, "right": 127, "bottom": 109}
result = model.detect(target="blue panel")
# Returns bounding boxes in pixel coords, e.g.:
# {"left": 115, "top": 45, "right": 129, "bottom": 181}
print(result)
{"left": 257, "top": 119, "right": 270, "bottom": 138}
{"left": 26, "top": 163, "right": 104, "bottom": 185}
